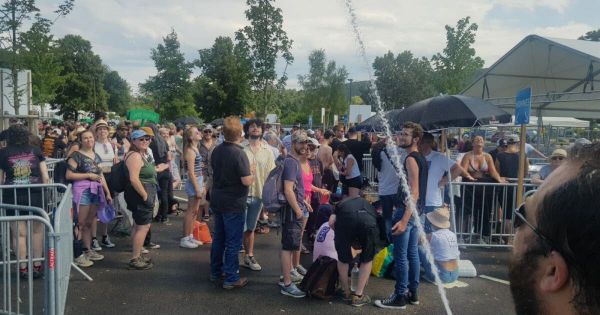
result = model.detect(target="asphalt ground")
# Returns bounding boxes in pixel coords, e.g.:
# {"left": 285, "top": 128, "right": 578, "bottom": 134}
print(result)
{"left": 65, "top": 199, "right": 516, "bottom": 315}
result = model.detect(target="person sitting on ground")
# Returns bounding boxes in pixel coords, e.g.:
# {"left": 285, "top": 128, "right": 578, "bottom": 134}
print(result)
{"left": 509, "top": 142, "right": 600, "bottom": 315}
{"left": 328, "top": 196, "right": 379, "bottom": 307}
{"left": 312, "top": 204, "right": 337, "bottom": 262}
{"left": 419, "top": 206, "right": 460, "bottom": 284}
{"left": 531, "top": 149, "right": 567, "bottom": 185}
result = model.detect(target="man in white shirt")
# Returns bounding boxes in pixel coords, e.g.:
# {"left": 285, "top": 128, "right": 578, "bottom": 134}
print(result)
{"left": 419, "top": 133, "right": 473, "bottom": 223}
{"left": 373, "top": 138, "right": 402, "bottom": 242}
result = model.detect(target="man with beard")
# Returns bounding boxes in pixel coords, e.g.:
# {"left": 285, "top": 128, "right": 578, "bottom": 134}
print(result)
{"left": 241, "top": 119, "right": 275, "bottom": 271}
{"left": 279, "top": 131, "right": 309, "bottom": 298}
{"left": 509, "top": 142, "right": 600, "bottom": 315}
{"left": 375, "top": 122, "right": 428, "bottom": 310}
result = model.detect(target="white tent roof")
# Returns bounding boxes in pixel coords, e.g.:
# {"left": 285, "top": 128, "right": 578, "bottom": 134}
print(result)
{"left": 462, "top": 35, "right": 600, "bottom": 119}
{"left": 508, "top": 116, "right": 590, "bottom": 128}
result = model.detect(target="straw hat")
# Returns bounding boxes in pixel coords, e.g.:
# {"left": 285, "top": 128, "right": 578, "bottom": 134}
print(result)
{"left": 426, "top": 206, "right": 451, "bottom": 229}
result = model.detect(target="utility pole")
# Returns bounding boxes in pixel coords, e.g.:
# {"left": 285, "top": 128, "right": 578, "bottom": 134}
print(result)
{"left": 347, "top": 78, "right": 354, "bottom": 105}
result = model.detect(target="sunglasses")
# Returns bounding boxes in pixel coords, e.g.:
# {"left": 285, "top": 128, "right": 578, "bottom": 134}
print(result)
{"left": 203, "top": 129, "right": 212, "bottom": 133}
{"left": 136, "top": 137, "right": 152, "bottom": 142}
{"left": 551, "top": 156, "right": 564, "bottom": 161}
{"left": 514, "top": 196, "right": 575, "bottom": 263}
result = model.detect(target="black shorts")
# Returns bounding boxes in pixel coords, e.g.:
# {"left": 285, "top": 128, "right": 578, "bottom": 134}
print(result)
{"left": 125, "top": 183, "right": 157, "bottom": 225}
{"left": 342, "top": 176, "right": 362, "bottom": 195}
{"left": 281, "top": 206, "right": 304, "bottom": 251}
{"left": 1, "top": 188, "right": 44, "bottom": 216}
{"left": 334, "top": 207, "right": 379, "bottom": 264}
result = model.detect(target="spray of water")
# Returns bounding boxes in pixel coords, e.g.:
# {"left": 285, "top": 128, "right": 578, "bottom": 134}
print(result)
{"left": 344, "top": 1, "right": 452, "bottom": 314}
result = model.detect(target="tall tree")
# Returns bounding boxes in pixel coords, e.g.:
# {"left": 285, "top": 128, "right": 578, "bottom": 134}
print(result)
{"left": 103, "top": 69, "right": 131, "bottom": 115}
{"left": 373, "top": 50, "right": 435, "bottom": 109}
{"left": 0, "top": 0, "right": 74, "bottom": 115}
{"left": 579, "top": 29, "right": 600, "bottom": 41}
{"left": 52, "top": 34, "right": 107, "bottom": 119}
{"left": 298, "top": 49, "right": 348, "bottom": 122}
{"left": 193, "top": 36, "right": 252, "bottom": 121}
{"left": 235, "top": 0, "right": 293, "bottom": 116}
{"left": 431, "top": 16, "right": 484, "bottom": 95}
{"left": 18, "top": 17, "right": 64, "bottom": 105}
{"left": 140, "top": 29, "right": 196, "bottom": 120}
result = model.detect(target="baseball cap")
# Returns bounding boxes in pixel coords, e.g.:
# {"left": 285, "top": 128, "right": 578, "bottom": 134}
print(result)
{"left": 95, "top": 119, "right": 108, "bottom": 129}
{"left": 550, "top": 149, "right": 567, "bottom": 159}
{"left": 292, "top": 131, "right": 309, "bottom": 143}
{"left": 506, "top": 134, "right": 520, "bottom": 144}
{"left": 131, "top": 129, "right": 150, "bottom": 140}
{"left": 497, "top": 138, "right": 507, "bottom": 147}
{"left": 308, "top": 137, "right": 320, "bottom": 147}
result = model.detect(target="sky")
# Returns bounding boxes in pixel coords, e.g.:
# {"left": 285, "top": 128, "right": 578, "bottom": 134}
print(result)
{"left": 38, "top": 0, "right": 600, "bottom": 93}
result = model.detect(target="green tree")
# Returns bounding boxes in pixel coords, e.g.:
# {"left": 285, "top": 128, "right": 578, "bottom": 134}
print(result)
{"left": 52, "top": 34, "right": 108, "bottom": 119}
{"left": 193, "top": 36, "right": 252, "bottom": 121}
{"left": 0, "top": 0, "right": 74, "bottom": 115}
{"left": 235, "top": 0, "right": 293, "bottom": 116}
{"left": 140, "top": 29, "right": 196, "bottom": 121}
{"left": 103, "top": 69, "right": 131, "bottom": 115}
{"left": 579, "top": 29, "right": 600, "bottom": 41}
{"left": 277, "top": 89, "right": 305, "bottom": 124}
{"left": 298, "top": 49, "right": 348, "bottom": 123}
{"left": 18, "top": 17, "right": 64, "bottom": 105}
{"left": 351, "top": 96, "right": 364, "bottom": 105}
{"left": 431, "top": 16, "right": 484, "bottom": 95}
{"left": 373, "top": 50, "right": 435, "bottom": 109}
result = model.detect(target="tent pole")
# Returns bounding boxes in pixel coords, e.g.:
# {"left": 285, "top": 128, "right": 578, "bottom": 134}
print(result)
{"left": 516, "top": 124, "right": 527, "bottom": 206}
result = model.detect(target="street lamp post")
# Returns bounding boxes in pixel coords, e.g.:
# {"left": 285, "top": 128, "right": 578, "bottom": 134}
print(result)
{"left": 347, "top": 78, "right": 354, "bottom": 105}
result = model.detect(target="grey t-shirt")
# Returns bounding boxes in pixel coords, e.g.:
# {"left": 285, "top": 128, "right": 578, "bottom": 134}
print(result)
{"left": 282, "top": 154, "right": 305, "bottom": 211}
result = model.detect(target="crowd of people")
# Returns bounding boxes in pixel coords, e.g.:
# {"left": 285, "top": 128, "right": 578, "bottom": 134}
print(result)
{"left": 1, "top": 113, "right": 599, "bottom": 314}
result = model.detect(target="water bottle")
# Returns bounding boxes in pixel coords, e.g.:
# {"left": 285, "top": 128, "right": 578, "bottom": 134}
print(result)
{"left": 336, "top": 183, "right": 342, "bottom": 196}
{"left": 350, "top": 263, "right": 359, "bottom": 292}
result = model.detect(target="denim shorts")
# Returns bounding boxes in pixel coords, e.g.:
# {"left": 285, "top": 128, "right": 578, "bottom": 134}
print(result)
{"left": 244, "top": 197, "right": 263, "bottom": 232}
{"left": 79, "top": 188, "right": 100, "bottom": 206}
{"left": 185, "top": 176, "right": 203, "bottom": 197}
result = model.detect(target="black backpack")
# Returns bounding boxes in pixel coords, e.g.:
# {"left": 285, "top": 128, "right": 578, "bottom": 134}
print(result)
{"left": 110, "top": 153, "right": 132, "bottom": 193}
{"left": 298, "top": 255, "right": 339, "bottom": 300}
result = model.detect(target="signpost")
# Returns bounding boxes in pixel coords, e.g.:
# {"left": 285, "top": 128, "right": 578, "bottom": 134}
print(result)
{"left": 515, "top": 87, "right": 532, "bottom": 205}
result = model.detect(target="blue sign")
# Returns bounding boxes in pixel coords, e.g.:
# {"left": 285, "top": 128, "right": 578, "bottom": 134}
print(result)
{"left": 515, "top": 87, "right": 532, "bottom": 125}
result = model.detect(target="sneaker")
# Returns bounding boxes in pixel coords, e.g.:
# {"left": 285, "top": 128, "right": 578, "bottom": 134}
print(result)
{"left": 145, "top": 242, "right": 161, "bottom": 249}
{"left": 300, "top": 244, "right": 311, "bottom": 254}
{"left": 180, "top": 236, "right": 199, "bottom": 249}
{"left": 101, "top": 236, "right": 116, "bottom": 248}
{"left": 294, "top": 265, "right": 307, "bottom": 276}
{"left": 128, "top": 256, "right": 153, "bottom": 270}
{"left": 351, "top": 294, "right": 372, "bottom": 307}
{"left": 74, "top": 254, "right": 94, "bottom": 267}
{"left": 85, "top": 249, "right": 104, "bottom": 261}
{"left": 19, "top": 266, "right": 28, "bottom": 279}
{"left": 408, "top": 290, "right": 419, "bottom": 305}
{"left": 242, "top": 255, "right": 262, "bottom": 271}
{"left": 141, "top": 247, "right": 149, "bottom": 254}
{"left": 279, "top": 282, "right": 306, "bottom": 298}
{"left": 222, "top": 277, "right": 248, "bottom": 290}
{"left": 374, "top": 293, "right": 407, "bottom": 310}
{"left": 32, "top": 264, "right": 44, "bottom": 279}
{"left": 290, "top": 269, "right": 304, "bottom": 282}
{"left": 189, "top": 236, "right": 203, "bottom": 246}
{"left": 91, "top": 238, "right": 102, "bottom": 251}
{"left": 336, "top": 288, "right": 352, "bottom": 302}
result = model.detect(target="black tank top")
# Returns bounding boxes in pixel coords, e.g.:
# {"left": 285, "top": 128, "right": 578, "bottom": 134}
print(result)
{"left": 398, "top": 151, "right": 428, "bottom": 212}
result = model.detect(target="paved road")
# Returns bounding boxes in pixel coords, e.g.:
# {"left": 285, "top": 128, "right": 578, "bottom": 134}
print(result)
{"left": 65, "top": 207, "right": 516, "bottom": 315}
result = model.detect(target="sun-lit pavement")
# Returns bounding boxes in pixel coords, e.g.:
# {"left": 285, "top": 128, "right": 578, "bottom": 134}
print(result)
{"left": 65, "top": 200, "right": 515, "bottom": 315}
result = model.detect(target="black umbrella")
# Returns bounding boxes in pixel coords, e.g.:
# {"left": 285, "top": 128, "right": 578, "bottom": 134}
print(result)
{"left": 210, "top": 118, "right": 224, "bottom": 126}
{"left": 395, "top": 95, "right": 512, "bottom": 130}
{"left": 174, "top": 117, "right": 201, "bottom": 126}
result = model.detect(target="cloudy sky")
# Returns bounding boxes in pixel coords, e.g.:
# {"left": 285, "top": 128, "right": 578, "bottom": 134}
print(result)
{"left": 38, "top": 0, "right": 599, "bottom": 93}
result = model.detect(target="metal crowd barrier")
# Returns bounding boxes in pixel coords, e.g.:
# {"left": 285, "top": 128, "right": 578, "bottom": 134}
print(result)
{"left": 361, "top": 154, "right": 378, "bottom": 186}
{"left": 45, "top": 159, "right": 63, "bottom": 184}
{"left": 450, "top": 180, "right": 538, "bottom": 248}
{"left": 0, "top": 184, "right": 73, "bottom": 315}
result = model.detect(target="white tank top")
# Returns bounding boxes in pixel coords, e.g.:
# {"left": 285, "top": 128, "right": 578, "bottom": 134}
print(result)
{"left": 94, "top": 141, "right": 116, "bottom": 171}
{"left": 344, "top": 154, "right": 361, "bottom": 179}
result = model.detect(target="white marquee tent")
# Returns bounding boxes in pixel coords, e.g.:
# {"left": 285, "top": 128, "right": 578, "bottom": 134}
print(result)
{"left": 462, "top": 35, "right": 600, "bottom": 120}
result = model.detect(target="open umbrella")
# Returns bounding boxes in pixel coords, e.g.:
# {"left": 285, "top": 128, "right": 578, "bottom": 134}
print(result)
{"left": 174, "top": 117, "right": 201, "bottom": 126}
{"left": 395, "top": 95, "right": 512, "bottom": 130}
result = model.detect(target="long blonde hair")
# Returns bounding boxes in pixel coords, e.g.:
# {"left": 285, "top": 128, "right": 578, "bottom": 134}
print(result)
{"left": 183, "top": 127, "right": 198, "bottom": 152}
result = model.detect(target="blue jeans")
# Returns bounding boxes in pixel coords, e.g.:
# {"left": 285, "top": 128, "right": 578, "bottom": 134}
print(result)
{"left": 210, "top": 210, "right": 244, "bottom": 284}
{"left": 380, "top": 194, "right": 399, "bottom": 242}
{"left": 392, "top": 207, "right": 420, "bottom": 295}
{"left": 418, "top": 246, "right": 459, "bottom": 283}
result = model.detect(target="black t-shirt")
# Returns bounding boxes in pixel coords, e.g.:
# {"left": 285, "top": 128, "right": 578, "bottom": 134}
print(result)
{"left": 0, "top": 145, "right": 46, "bottom": 185}
{"left": 488, "top": 148, "right": 500, "bottom": 162}
{"left": 334, "top": 196, "right": 376, "bottom": 218}
{"left": 496, "top": 152, "right": 520, "bottom": 178}
{"left": 210, "top": 142, "right": 251, "bottom": 212}
{"left": 344, "top": 138, "right": 371, "bottom": 171}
